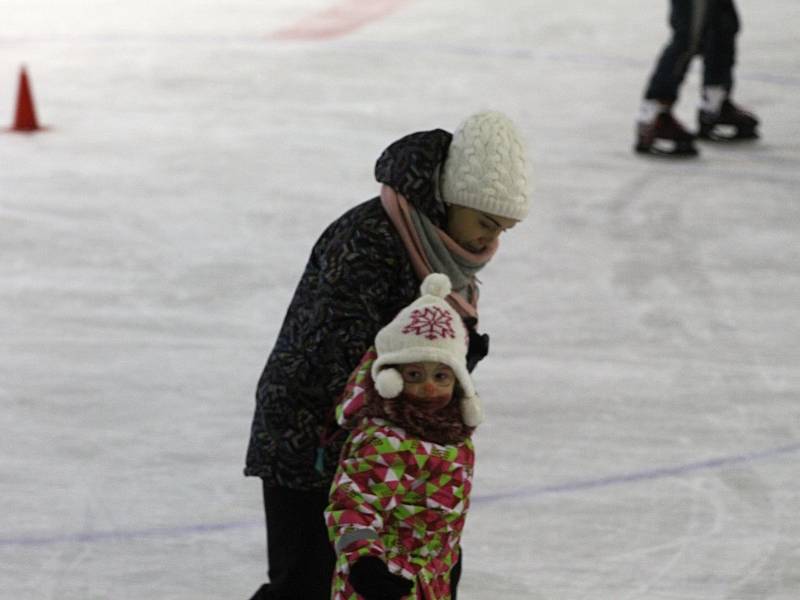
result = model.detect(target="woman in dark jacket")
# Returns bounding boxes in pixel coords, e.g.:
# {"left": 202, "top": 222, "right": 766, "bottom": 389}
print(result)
{"left": 246, "top": 111, "right": 530, "bottom": 600}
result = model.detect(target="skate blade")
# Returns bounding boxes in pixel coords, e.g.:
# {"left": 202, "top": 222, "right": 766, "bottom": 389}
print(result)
{"left": 698, "top": 123, "right": 760, "bottom": 141}
{"left": 635, "top": 137, "right": 698, "bottom": 157}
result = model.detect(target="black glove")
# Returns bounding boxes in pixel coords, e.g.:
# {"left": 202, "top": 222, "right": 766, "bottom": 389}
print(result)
{"left": 349, "top": 556, "right": 413, "bottom": 600}
{"left": 464, "top": 317, "right": 489, "bottom": 372}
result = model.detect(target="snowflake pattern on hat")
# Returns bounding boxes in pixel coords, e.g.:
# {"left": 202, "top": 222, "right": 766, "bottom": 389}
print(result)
{"left": 402, "top": 306, "right": 455, "bottom": 340}
{"left": 371, "top": 273, "right": 482, "bottom": 426}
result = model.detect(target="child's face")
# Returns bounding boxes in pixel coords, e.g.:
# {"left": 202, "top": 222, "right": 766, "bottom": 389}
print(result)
{"left": 399, "top": 362, "right": 455, "bottom": 411}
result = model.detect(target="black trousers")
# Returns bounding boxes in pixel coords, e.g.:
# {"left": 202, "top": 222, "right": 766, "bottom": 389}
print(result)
{"left": 644, "top": 0, "right": 740, "bottom": 102}
{"left": 251, "top": 482, "right": 463, "bottom": 600}
{"left": 250, "top": 484, "right": 335, "bottom": 600}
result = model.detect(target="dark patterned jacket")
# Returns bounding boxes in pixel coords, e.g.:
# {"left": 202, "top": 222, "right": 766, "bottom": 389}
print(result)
{"left": 245, "top": 128, "right": 487, "bottom": 490}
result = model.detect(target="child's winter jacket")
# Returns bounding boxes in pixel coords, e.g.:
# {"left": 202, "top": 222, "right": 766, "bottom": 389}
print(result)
{"left": 326, "top": 350, "right": 474, "bottom": 600}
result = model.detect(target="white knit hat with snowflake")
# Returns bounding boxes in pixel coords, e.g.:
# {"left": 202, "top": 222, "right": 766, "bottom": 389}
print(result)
{"left": 441, "top": 110, "right": 530, "bottom": 221}
{"left": 371, "top": 273, "right": 483, "bottom": 427}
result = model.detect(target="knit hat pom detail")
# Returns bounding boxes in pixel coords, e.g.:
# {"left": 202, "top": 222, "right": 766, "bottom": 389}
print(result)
{"left": 420, "top": 273, "right": 452, "bottom": 299}
{"left": 375, "top": 368, "right": 404, "bottom": 399}
{"left": 460, "top": 393, "right": 483, "bottom": 427}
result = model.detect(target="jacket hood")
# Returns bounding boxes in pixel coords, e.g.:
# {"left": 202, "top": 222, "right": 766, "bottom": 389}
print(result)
{"left": 336, "top": 348, "right": 377, "bottom": 430}
{"left": 374, "top": 128, "right": 452, "bottom": 227}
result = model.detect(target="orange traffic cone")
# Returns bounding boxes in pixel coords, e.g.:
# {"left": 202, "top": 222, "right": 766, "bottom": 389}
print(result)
{"left": 12, "top": 66, "right": 40, "bottom": 132}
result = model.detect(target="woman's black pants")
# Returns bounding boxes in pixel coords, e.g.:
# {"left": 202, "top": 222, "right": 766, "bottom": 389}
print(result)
{"left": 644, "top": 0, "right": 740, "bottom": 102}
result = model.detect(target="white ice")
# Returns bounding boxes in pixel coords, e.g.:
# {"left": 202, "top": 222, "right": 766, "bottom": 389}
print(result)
{"left": 1, "top": 1, "right": 799, "bottom": 598}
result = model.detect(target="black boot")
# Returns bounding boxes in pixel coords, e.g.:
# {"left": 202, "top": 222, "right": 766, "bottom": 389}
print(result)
{"left": 635, "top": 111, "right": 698, "bottom": 157}
{"left": 698, "top": 99, "right": 760, "bottom": 141}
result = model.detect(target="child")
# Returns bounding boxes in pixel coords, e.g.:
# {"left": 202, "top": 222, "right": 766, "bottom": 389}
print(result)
{"left": 325, "top": 273, "right": 483, "bottom": 600}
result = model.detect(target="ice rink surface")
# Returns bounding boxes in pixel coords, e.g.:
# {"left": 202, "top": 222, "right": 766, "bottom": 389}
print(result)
{"left": 1, "top": 1, "right": 799, "bottom": 598}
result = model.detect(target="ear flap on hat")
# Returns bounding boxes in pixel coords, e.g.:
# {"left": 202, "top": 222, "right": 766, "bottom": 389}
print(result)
{"left": 460, "top": 393, "right": 483, "bottom": 427}
{"left": 375, "top": 368, "right": 404, "bottom": 399}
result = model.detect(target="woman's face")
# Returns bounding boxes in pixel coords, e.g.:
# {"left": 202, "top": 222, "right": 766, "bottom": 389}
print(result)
{"left": 445, "top": 205, "right": 518, "bottom": 253}
{"left": 399, "top": 362, "right": 456, "bottom": 411}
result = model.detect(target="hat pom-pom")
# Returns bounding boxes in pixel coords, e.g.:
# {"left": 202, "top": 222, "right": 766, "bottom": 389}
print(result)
{"left": 421, "top": 273, "right": 452, "bottom": 298}
{"left": 460, "top": 393, "right": 483, "bottom": 427}
{"left": 375, "top": 368, "right": 404, "bottom": 399}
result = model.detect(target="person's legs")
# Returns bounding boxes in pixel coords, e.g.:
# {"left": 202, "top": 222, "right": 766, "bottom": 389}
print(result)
{"left": 250, "top": 482, "right": 336, "bottom": 600}
{"left": 697, "top": 0, "right": 759, "bottom": 139}
{"left": 643, "top": 0, "right": 707, "bottom": 102}
{"left": 636, "top": 1, "right": 709, "bottom": 155}
{"left": 701, "top": 0, "right": 738, "bottom": 93}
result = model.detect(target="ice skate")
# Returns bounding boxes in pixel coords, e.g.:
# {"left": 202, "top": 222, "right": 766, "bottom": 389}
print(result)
{"left": 634, "top": 111, "right": 698, "bottom": 157}
{"left": 698, "top": 99, "right": 759, "bottom": 141}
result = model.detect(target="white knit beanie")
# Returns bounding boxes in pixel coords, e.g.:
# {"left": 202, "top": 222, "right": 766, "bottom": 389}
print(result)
{"left": 371, "top": 273, "right": 483, "bottom": 427}
{"left": 441, "top": 110, "right": 530, "bottom": 221}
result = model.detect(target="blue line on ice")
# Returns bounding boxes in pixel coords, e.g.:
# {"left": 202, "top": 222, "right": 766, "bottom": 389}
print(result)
{"left": 0, "top": 519, "right": 263, "bottom": 548}
{"left": 471, "top": 442, "right": 800, "bottom": 504}
{"left": 1, "top": 442, "right": 797, "bottom": 547}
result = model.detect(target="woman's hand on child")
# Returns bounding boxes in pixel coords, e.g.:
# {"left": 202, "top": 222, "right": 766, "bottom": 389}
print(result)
{"left": 349, "top": 556, "right": 413, "bottom": 600}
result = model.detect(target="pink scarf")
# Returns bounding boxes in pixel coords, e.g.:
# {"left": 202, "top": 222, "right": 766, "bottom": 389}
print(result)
{"left": 380, "top": 185, "right": 497, "bottom": 321}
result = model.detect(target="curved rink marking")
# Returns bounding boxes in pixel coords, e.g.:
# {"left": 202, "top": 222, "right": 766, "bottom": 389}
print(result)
{"left": 1, "top": 442, "right": 798, "bottom": 547}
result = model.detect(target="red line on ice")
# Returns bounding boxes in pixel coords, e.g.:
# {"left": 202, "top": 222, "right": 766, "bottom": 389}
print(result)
{"left": 270, "top": 0, "right": 412, "bottom": 41}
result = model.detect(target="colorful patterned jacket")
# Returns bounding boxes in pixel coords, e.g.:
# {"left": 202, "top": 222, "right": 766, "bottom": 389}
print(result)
{"left": 326, "top": 349, "right": 475, "bottom": 600}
